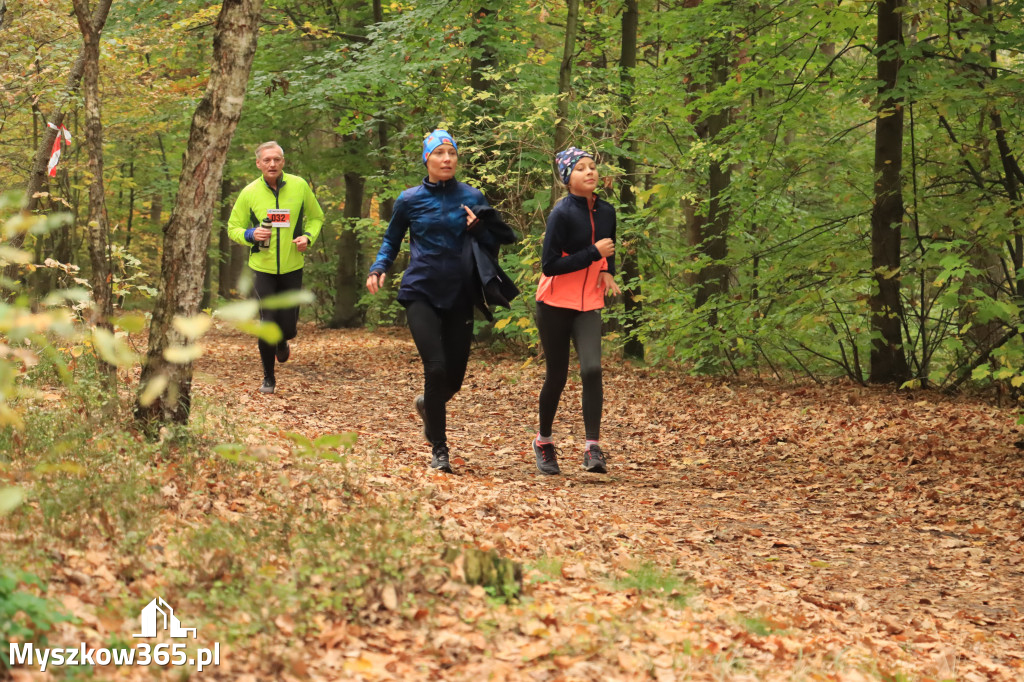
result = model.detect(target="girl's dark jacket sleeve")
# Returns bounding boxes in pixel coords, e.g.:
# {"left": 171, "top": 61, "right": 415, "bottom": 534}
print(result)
{"left": 541, "top": 194, "right": 616, "bottom": 277}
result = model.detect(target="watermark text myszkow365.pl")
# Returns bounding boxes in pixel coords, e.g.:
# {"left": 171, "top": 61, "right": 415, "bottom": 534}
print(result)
{"left": 9, "top": 597, "right": 220, "bottom": 673}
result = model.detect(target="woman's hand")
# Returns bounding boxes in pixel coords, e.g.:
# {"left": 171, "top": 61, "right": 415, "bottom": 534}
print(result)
{"left": 595, "top": 238, "right": 615, "bottom": 258}
{"left": 366, "top": 271, "right": 386, "bottom": 294}
{"left": 598, "top": 271, "right": 621, "bottom": 297}
{"left": 462, "top": 204, "right": 477, "bottom": 229}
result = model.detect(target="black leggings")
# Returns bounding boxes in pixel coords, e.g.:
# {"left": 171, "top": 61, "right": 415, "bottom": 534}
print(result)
{"left": 253, "top": 268, "right": 303, "bottom": 380}
{"left": 406, "top": 299, "right": 474, "bottom": 445}
{"left": 536, "top": 300, "right": 603, "bottom": 441}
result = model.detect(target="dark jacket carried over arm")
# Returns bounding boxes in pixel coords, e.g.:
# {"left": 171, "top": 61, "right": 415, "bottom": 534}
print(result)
{"left": 462, "top": 205, "right": 519, "bottom": 320}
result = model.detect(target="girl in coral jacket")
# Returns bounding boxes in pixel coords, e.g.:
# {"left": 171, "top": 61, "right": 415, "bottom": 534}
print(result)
{"left": 532, "top": 146, "right": 621, "bottom": 476}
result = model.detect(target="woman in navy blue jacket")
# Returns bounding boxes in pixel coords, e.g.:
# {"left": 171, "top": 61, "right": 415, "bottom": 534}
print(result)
{"left": 366, "top": 130, "right": 504, "bottom": 474}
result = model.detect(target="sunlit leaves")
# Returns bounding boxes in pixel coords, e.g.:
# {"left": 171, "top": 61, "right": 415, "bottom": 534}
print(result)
{"left": 172, "top": 313, "right": 213, "bottom": 339}
{"left": 162, "top": 344, "right": 205, "bottom": 364}
{"left": 258, "top": 290, "right": 314, "bottom": 310}
{"left": 0, "top": 487, "right": 25, "bottom": 516}
{"left": 0, "top": 247, "right": 32, "bottom": 266}
{"left": 215, "top": 300, "right": 259, "bottom": 322}
{"left": 138, "top": 373, "right": 170, "bottom": 407}
{"left": 92, "top": 328, "right": 139, "bottom": 367}
{"left": 113, "top": 313, "right": 148, "bottom": 333}
{"left": 232, "top": 320, "right": 283, "bottom": 344}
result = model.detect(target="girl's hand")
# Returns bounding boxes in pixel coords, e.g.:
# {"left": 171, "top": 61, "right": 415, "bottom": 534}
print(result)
{"left": 599, "top": 271, "right": 621, "bottom": 297}
{"left": 462, "top": 204, "right": 477, "bottom": 228}
{"left": 366, "top": 271, "right": 385, "bottom": 294}
{"left": 595, "top": 238, "right": 615, "bottom": 258}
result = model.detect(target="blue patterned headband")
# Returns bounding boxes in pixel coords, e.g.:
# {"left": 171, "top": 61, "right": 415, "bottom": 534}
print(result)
{"left": 555, "top": 146, "right": 594, "bottom": 185}
{"left": 423, "top": 129, "right": 458, "bottom": 164}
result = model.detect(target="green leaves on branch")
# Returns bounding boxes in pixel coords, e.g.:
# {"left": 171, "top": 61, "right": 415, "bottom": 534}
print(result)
{"left": 285, "top": 431, "right": 359, "bottom": 462}
{"left": 93, "top": 328, "right": 139, "bottom": 367}
{"left": 0, "top": 487, "right": 25, "bottom": 516}
{"left": 259, "top": 290, "right": 314, "bottom": 310}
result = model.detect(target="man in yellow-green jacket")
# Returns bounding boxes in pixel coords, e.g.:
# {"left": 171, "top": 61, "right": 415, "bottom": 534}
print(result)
{"left": 227, "top": 141, "right": 324, "bottom": 394}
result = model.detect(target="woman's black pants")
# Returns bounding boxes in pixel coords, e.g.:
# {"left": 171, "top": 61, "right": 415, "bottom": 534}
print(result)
{"left": 405, "top": 299, "right": 474, "bottom": 445}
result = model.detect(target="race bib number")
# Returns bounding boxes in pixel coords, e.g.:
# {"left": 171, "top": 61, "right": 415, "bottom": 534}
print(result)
{"left": 267, "top": 209, "right": 290, "bottom": 228}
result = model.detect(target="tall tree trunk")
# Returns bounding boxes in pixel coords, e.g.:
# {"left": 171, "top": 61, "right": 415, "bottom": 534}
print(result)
{"left": 373, "top": 0, "right": 394, "bottom": 224}
{"left": 619, "top": 0, "right": 643, "bottom": 360}
{"left": 376, "top": 117, "right": 394, "bottom": 223}
{"left": 135, "top": 0, "right": 265, "bottom": 427}
{"left": 71, "top": 0, "right": 115, "bottom": 388}
{"left": 468, "top": 6, "right": 506, "bottom": 206}
{"left": 200, "top": 251, "right": 213, "bottom": 310}
{"left": 694, "top": 49, "right": 732, "bottom": 319}
{"left": 217, "top": 176, "right": 242, "bottom": 299}
{"left": 149, "top": 131, "right": 173, "bottom": 227}
{"left": 124, "top": 159, "right": 135, "bottom": 248}
{"left": 549, "top": 0, "right": 580, "bottom": 209}
{"left": 150, "top": 192, "right": 162, "bottom": 226}
{"left": 331, "top": 167, "right": 365, "bottom": 328}
{"left": 4, "top": 0, "right": 112, "bottom": 285}
{"left": 683, "top": 197, "right": 702, "bottom": 288}
{"left": 469, "top": 7, "right": 496, "bottom": 95}
{"left": 216, "top": 220, "right": 232, "bottom": 299}
{"left": 868, "top": 0, "right": 911, "bottom": 383}
{"left": 555, "top": 0, "right": 579, "bottom": 155}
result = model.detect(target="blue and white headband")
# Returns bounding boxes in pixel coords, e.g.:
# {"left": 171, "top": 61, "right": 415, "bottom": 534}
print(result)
{"left": 423, "top": 129, "right": 458, "bottom": 164}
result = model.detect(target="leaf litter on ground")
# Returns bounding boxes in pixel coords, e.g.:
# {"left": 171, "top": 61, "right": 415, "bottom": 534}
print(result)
{"left": 4, "top": 321, "right": 1023, "bottom": 681}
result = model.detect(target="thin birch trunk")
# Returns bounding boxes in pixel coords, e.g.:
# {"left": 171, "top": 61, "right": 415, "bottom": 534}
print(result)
{"left": 135, "top": 0, "right": 265, "bottom": 427}
{"left": 71, "top": 0, "right": 116, "bottom": 389}
{"left": 4, "top": 0, "right": 112, "bottom": 285}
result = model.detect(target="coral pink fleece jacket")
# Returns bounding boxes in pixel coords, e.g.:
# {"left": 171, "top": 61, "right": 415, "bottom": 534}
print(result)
{"left": 536, "top": 192, "right": 616, "bottom": 311}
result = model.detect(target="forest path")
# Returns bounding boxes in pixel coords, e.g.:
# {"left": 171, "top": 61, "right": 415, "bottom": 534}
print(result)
{"left": 194, "top": 322, "right": 1024, "bottom": 681}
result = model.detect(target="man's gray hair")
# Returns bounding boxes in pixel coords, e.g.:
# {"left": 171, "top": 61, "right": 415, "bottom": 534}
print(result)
{"left": 255, "top": 141, "right": 284, "bottom": 160}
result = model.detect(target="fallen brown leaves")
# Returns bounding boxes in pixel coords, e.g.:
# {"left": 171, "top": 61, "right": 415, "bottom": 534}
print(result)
{"left": 10, "top": 320, "right": 1024, "bottom": 681}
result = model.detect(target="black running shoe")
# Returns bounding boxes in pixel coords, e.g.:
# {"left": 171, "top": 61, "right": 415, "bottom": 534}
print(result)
{"left": 430, "top": 442, "right": 453, "bottom": 473}
{"left": 533, "top": 440, "right": 561, "bottom": 475}
{"left": 276, "top": 340, "right": 290, "bottom": 363}
{"left": 583, "top": 444, "right": 607, "bottom": 474}
{"left": 259, "top": 378, "right": 276, "bottom": 394}
{"left": 414, "top": 394, "right": 431, "bottom": 442}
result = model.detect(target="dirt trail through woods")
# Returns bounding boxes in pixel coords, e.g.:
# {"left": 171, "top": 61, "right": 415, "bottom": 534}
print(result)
{"left": 195, "top": 323, "right": 1024, "bottom": 681}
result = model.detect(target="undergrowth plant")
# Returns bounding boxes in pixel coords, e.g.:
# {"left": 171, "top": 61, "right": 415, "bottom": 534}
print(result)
{"left": 614, "top": 561, "right": 695, "bottom": 607}
{"left": 0, "top": 568, "right": 74, "bottom": 670}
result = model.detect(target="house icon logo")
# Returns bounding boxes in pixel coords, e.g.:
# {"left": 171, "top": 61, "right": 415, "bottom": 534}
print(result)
{"left": 132, "top": 597, "right": 197, "bottom": 639}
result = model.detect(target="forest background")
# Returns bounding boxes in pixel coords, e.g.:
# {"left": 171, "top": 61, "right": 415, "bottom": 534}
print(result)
{"left": 3, "top": 2, "right": 1024, "bottom": 679}
{"left": 3, "top": 0, "right": 1024, "bottom": 403}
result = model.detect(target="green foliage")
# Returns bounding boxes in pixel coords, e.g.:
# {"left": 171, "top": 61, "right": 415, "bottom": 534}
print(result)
{"left": 443, "top": 546, "right": 523, "bottom": 604}
{"left": 8, "top": 0, "right": 1024, "bottom": 397}
{"left": 0, "top": 363, "right": 167, "bottom": 559}
{"left": 526, "top": 555, "right": 563, "bottom": 585}
{"left": 0, "top": 568, "right": 75, "bottom": 669}
{"left": 736, "top": 612, "right": 778, "bottom": 637}
{"left": 1, "top": 361, "right": 448, "bottom": 647}
{"left": 285, "top": 430, "right": 358, "bottom": 461}
{"left": 614, "top": 561, "right": 694, "bottom": 607}
{"left": 172, "top": 476, "right": 443, "bottom": 637}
